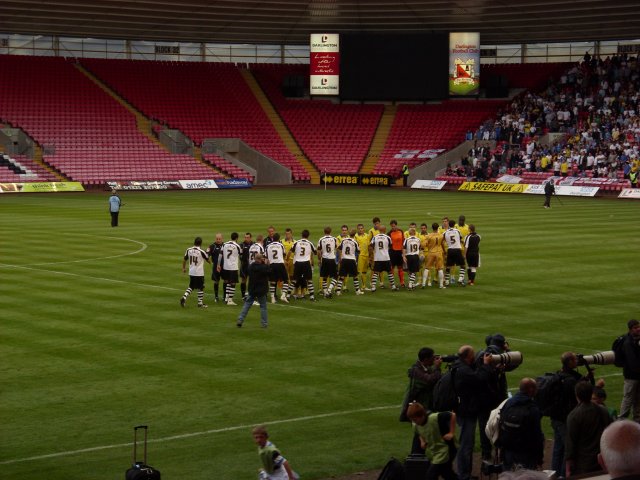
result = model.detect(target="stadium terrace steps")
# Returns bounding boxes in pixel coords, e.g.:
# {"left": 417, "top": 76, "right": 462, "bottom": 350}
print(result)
{"left": 80, "top": 58, "right": 309, "bottom": 183}
{"left": 33, "top": 144, "right": 67, "bottom": 181}
{"left": 77, "top": 63, "right": 223, "bottom": 180}
{"left": 193, "top": 146, "right": 227, "bottom": 180}
{"left": 360, "top": 104, "right": 397, "bottom": 175}
{"left": 250, "top": 63, "right": 383, "bottom": 175}
{"left": 239, "top": 68, "right": 319, "bottom": 184}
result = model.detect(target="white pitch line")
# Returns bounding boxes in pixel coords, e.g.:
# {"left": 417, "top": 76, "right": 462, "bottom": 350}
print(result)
{"left": 281, "top": 304, "right": 598, "bottom": 352}
{"left": 0, "top": 262, "right": 179, "bottom": 292}
{"left": 0, "top": 262, "right": 601, "bottom": 351}
{"left": 0, "top": 234, "right": 147, "bottom": 267}
{"left": 0, "top": 405, "right": 397, "bottom": 465}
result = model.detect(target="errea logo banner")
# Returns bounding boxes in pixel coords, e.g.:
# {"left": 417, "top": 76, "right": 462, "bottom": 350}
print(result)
{"left": 310, "top": 33, "right": 339, "bottom": 95}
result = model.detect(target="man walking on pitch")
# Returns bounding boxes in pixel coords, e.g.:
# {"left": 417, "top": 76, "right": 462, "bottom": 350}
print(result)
{"left": 181, "top": 237, "right": 210, "bottom": 308}
{"left": 544, "top": 180, "right": 556, "bottom": 208}
{"left": 237, "top": 254, "right": 271, "bottom": 328}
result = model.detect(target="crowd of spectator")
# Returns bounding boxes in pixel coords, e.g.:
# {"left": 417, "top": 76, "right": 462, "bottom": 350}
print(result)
{"left": 454, "top": 53, "right": 640, "bottom": 187}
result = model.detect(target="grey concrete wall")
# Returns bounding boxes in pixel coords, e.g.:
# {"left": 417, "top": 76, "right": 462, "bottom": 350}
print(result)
{"left": 202, "top": 138, "right": 291, "bottom": 185}
{"left": 408, "top": 141, "right": 493, "bottom": 182}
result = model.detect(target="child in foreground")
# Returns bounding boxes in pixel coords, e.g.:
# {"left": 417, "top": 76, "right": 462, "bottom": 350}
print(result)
{"left": 252, "top": 425, "right": 298, "bottom": 480}
{"left": 406, "top": 401, "right": 458, "bottom": 480}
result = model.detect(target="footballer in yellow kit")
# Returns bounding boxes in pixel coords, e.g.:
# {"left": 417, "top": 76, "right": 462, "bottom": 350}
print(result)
{"left": 423, "top": 222, "right": 446, "bottom": 288}
{"left": 282, "top": 228, "right": 295, "bottom": 279}
{"left": 355, "top": 223, "right": 372, "bottom": 287}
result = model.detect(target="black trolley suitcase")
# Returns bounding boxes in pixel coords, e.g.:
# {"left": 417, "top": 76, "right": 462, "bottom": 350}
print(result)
{"left": 404, "top": 453, "right": 430, "bottom": 480}
{"left": 125, "top": 425, "right": 161, "bottom": 480}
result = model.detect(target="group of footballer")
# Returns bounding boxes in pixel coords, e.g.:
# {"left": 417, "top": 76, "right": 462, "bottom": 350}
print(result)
{"left": 180, "top": 215, "right": 481, "bottom": 308}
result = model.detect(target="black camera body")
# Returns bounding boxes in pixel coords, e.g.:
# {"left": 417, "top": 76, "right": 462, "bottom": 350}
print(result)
{"left": 481, "top": 460, "right": 504, "bottom": 476}
{"left": 438, "top": 354, "right": 459, "bottom": 363}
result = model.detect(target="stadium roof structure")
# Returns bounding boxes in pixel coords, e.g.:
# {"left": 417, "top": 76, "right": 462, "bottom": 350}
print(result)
{"left": 1, "top": 0, "right": 639, "bottom": 46}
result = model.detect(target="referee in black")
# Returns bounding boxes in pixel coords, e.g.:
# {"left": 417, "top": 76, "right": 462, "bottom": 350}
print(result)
{"left": 464, "top": 225, "right": 481, "bottom": 286}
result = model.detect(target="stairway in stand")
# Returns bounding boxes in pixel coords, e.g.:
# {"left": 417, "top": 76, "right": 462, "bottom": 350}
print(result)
{"left": 360, "top": 104, "right": 397, "bottom": 174}
{"left": 239, "top": 69, "right": 320, "bottom": 184}
{"left": 34, "top": 144, "right": 67, "bottom": 181}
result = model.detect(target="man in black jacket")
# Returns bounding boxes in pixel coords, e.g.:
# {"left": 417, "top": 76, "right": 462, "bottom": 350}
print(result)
{"left": 565, "top": 381, "right": 612, "bottom": 477}
{"left": 454, "top": 345, "right": 494, "bottom": 480}
{"left": 543, "top": 180, "right": 555, "bottom": 208}
{"left": 500, "top": 378, "right": 544, "bottom": 470}
{"left": 236, "top": 254, "right": 271, "bottom": 328}
{"left": 617, "top": 319, "right": 640, "bottom": 422}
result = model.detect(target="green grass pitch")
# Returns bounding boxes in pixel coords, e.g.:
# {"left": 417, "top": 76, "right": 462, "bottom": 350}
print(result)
{"left": 1, "top": 188, "right": 638, "bottom": 480}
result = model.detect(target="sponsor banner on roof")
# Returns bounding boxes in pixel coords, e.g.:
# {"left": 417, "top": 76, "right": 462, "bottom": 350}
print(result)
{"left": 310, "top": 33, "right": 339, "bottom": 96}
{"left": 618, "top": 188, "right": 640, "bottom": 199}
{"left": 178, "top": 179, "right": 219, "bottom": 190}
{"left": 0, "top": 181, "right": 84, "bottom": 193}
{"left": 411, "top": 180, "right": 447, "bottom": 190}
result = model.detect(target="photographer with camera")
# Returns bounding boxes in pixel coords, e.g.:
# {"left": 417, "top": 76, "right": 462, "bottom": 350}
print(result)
{"left": 476, "top": 334, "right": 519, "bottom": 462}
{"left": 549, "top": 352, "right": 593, "bottom": 479}
{"left": 454, "top": 345, "right": 495, "bottom": 480}
{"left": 614, "top": 319, "right": 640, "bottom": 422}
{"left": 400, "top": 347, "right": 443, "bottom": 454}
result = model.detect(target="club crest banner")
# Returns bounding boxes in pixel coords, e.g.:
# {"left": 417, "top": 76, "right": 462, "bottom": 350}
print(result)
{"left": 449, "top": 33, "right": 480, "bottom": 96}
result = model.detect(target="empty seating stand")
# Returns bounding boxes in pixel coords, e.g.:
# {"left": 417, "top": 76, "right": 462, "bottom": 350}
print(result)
{"left": 0, "top": 55, "right": 214, "bottom": 184}
{"left": 202, "top": 153, "right": 254, "bottom": 183}
{"left": 251, "top": 64, "right": 383, "bottom": 173}
{"left": 81, "top": 58, "right": 310, "bottom": 182}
